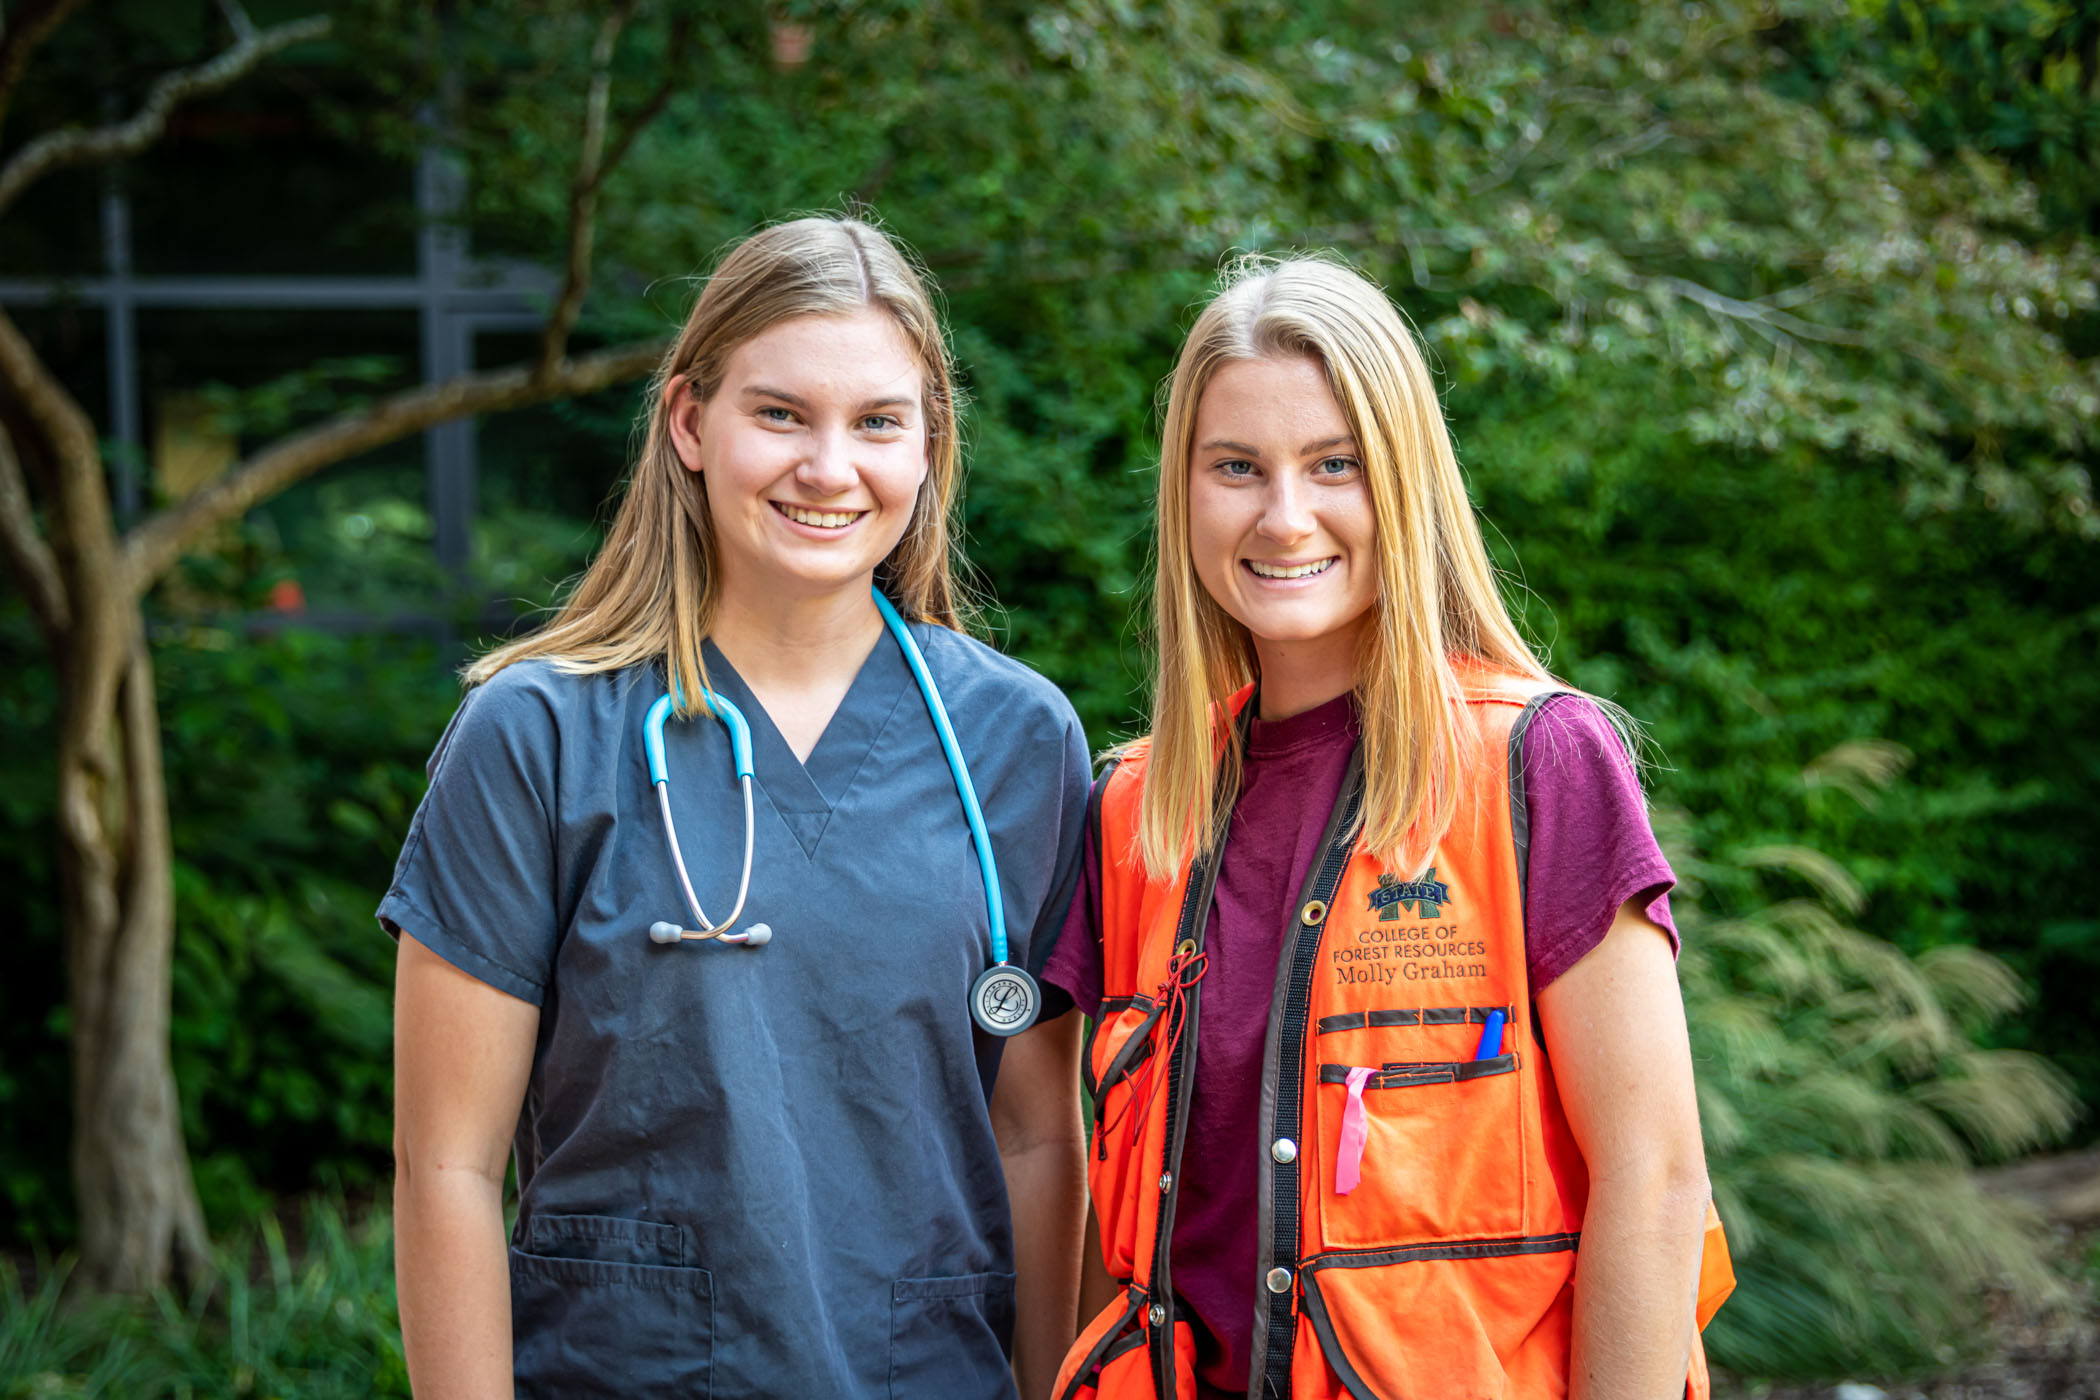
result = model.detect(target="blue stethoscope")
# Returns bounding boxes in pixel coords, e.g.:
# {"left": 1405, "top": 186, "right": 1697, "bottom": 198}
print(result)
{"left": 640, "top": 588, "right": 1041, "bottom": 1037}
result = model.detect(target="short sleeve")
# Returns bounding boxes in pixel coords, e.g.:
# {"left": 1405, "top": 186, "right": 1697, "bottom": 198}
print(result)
{"left": 376, "top": 673, "right": 563, "bottom": 1005}
{"left": 1518, "top": 694, "right": 1679, "bottom": 992}
{"left": 1021, "top": 711, "right": 1094, "bottom": 990}
{"left": 1037, "top": 773, "right": 1107, "bottom": 1022}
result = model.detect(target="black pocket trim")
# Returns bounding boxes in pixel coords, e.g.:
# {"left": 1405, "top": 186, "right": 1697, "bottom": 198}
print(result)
{"left": 1317, "top": 1053, "right": 1518, "bottom": 1090}
{"left": 1314, "top": 1005, "right": 1513, "bottom": 1035}
{"left": 1057, "top": 1285, "right": 1147, "bottom": 1400}
{"left": 1298, "top": 1265, "right": 1378, "bottom": 1400}
{"left": 1098, "top": 1323, "right": 1147, "bottom": 1370}
{"left": 1308, "top": 1230, "right": 1581, "bottom": 1271}
{"left": 1299, "top": 1234, "right": 1581, "bottom": 1400}
{"left": 1086, "top": 999, "right": 1162, "bottom": 1116}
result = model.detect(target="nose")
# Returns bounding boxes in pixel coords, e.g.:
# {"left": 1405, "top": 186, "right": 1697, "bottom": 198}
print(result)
{"left": 1255, "top": 472, "right": 1315, "bottom": 544}
{"left": 795, "top": 427, "right": 858, "bottom": 497}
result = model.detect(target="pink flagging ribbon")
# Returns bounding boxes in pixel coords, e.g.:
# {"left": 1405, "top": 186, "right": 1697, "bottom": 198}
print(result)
{"left": 1335, "top": 1066, "right": 1376, "bottom": 1195}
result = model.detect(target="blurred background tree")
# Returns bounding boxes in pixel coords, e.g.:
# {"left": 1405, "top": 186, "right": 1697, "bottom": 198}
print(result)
{"left": 0, "top": 0, "right": 2094, "bottom": 1385}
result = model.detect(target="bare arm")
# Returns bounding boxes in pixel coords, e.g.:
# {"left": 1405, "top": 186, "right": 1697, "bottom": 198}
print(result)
{"left": 1077, "top": 1202, "right": 1119, "bottom": 1326}
{"left": 1536, "top": 898, "right": 1710, "bottom": 1400}
{"left": 990, "top": 1008, "right": 1088, "bottom": 1400}
{"left": 394, "top": 932, "right": 541, "bottom": 1400}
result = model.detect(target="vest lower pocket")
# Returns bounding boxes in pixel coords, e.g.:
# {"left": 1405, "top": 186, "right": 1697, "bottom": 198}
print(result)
{"left": 888, "top": 1271, "right": 1017, "bottom": 1399}
{"left": 1053, "top": 1291, "right": 1192, "bottom": 1400}
{"left": 1312, "top": 1055, "right": 1524, "bottom": 1245}
{"left": 509, "top": 1214, "right": 713, "bottom": 1398}
{"left": 1298, "top": 1239, "right": 1577, "bottom": 1400}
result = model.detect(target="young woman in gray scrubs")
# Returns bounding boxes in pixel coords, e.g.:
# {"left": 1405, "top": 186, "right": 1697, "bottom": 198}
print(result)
{"left": 381, "top": 217, "right": 1091, "bottom": 1399}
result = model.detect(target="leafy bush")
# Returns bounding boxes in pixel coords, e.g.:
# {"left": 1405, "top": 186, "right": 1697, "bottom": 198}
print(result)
{"left": 0, "top": 613, "right": 462, "bottom": 1244}
{"left": 1671, "top": 764, "right": 2074, "bottom": 1376}
{"left": 0, "top": 1201, "right": 406, "bottom": 1399}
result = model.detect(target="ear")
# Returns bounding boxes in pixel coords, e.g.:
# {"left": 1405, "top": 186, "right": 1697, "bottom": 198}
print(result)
{"left": 663, "top": 375, "right": 705, "bottom": 473}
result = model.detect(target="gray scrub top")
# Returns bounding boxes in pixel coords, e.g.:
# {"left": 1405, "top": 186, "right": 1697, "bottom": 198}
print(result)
{"left": 377, "top": 620, "right": 1089, "bottom": 1399}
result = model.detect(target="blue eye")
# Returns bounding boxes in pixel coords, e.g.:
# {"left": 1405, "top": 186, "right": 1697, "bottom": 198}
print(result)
{"left": 1314, "top": 456, "right": 1358, "bottom": 478}
{"left": 758, "top": 406, "right": 796, "bottom": 424}
{"left": 861, "top": 414, "right": 901, "bottom": 432}
{"left": 1217, "top": 459, "right": 1257, "bottom": 478}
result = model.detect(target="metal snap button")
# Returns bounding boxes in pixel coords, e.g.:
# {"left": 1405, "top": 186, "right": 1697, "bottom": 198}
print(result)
{"left": 1271, "top": 1138, "right": 1298, "bottom": 1164}
{"left": 1149, "top": 1303, "right": 1167, "bottom": 1327}
{"left": 1266, "top": 1267, "right": 1293, "bottom": 1294}
{"left": 1299, "top": 900, "right": 1326, "bottom": 926}
{"left": 1158, "top": 1172, "right": 1172, "bottom": 1192}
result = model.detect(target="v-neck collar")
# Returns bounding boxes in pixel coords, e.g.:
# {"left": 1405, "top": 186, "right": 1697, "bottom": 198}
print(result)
{"left": 698, "top": 632, "right": 914, "bottom": 858}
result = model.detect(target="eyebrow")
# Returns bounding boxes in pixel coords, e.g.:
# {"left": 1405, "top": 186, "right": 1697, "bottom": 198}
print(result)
{"left": 1198, "top": 434, "right": 1359, "bottom": 457}
{"left": 742, "top": 385, "right": 916, "bottom": 414}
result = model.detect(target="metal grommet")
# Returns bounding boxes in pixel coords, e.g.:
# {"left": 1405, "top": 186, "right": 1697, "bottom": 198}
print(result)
{"left": 1176, "top": 939, "right": 1196, "bottom": 957}
{"left": 1158, "top": 1172, "right": 1173, "bottom": 1192}
{"left": 1266, "top": 1267, "right": 1293, "bottom": 1294}
{"left": 1299, "top": 900, "right": 1327, "bottom": 926}
{"left": 1148, "top": 1303, "right": 1167, "bottom": 1327}
{"left": 1271, "top": 1138, "right": 1298, "bottom": 1164}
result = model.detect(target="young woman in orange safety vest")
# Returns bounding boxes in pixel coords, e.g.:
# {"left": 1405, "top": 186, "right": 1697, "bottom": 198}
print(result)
{"left": 1037, "top": 255, "right": 1733, "bottom": 1400}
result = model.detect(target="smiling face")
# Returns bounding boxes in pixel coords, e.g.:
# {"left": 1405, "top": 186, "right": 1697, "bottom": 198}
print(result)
{"left": 669, "top": 307, "right": 930, "bottom": 610}
{"left": 1187, "top": 354, "right": 1379, "bottom": 713}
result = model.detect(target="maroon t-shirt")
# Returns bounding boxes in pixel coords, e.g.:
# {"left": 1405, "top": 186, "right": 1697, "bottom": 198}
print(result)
{"left": 1039, "top": 691, "right": 1677, "bottom": 1399}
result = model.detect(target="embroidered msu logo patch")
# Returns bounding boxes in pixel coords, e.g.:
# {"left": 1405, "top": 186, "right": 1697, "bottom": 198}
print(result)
{"left": 1367, "top": 868, "right": 1451, "bottom": 921}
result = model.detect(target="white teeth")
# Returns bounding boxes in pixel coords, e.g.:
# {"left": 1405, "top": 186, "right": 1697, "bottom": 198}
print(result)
{"left": 779, "top": 504, "right": 863, "bottom": 528}
{"left": 1247, "top": 558, "right": 1335, "bottom": 579}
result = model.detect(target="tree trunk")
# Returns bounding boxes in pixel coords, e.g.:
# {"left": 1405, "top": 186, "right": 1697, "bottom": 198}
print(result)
{"left": 56, "top": 580, "right": 207, "bottom": 1293}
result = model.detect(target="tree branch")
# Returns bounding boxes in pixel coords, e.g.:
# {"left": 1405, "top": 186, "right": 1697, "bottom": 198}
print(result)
{"left": 0, "top": 306, "right": 112, "bottom": 571}
{"left": 1616, "top": 270, "right": 1870, "bottom": 348}
{"left": 0, "top": 422, "right": 69, "bottom": 642}
{"left": 596, "top": 15, "right": 691, "bottom": 197}
{"left": 0, "top": 11, "right": 329, "bottom": 219}
{"left": 535, "top": 2, "right": 636, "bottom": 382}
{"left": 0, "top": 0, "right": 92, "bottom": 138}
{"left": 124, "top": 338, "right": 670, "bottom": 590}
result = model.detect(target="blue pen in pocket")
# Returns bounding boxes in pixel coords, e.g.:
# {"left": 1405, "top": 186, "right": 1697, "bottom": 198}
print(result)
{"left": 1474, "top": 1008, "right": 1505, "bottom": 1060}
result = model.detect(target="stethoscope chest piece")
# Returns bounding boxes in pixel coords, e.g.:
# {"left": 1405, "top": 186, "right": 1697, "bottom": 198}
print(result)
{"left": 969, "top": 964, "right": 1041, "bottom": 1037}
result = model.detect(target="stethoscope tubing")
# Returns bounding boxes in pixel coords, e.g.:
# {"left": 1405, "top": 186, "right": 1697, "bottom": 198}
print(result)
{"left": 869, "top": 590, "right": 1011, "bottom": 968}
{"left": 643, "top": 589, "right": 1011, "bottom": 972}
{"left": 655, "top": 775, "right": 756, "bottom": 940}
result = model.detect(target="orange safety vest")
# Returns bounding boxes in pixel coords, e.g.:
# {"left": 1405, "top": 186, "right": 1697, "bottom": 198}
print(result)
{"left": 1056, "top": 675, "right": 1734, "bottom": 1400}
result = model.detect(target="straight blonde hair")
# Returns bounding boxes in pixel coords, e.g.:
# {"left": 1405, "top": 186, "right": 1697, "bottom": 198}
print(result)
{"left": 1139, "top": 254, "right": 1553, "bottom": 878}
{"left": 467, "top": 215, "right": 964, "bottom": 707}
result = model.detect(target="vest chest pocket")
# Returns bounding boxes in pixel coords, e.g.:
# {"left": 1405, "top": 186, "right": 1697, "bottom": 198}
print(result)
{"left": 1311, "top": 1053, "right": 1527, "bottom": 1247}
{"left": 1085, "top": 995, "right": 1163, "bottom": 1255}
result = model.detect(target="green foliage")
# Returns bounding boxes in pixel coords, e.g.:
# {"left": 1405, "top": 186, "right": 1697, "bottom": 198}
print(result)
{"left": 0, "top": 610, "right": 462, "bottom": 1244}
{"left": 1674, "top": 792, "right": 2075, "bottom": 1374}
{"left": 3, "top": 0, "right": 2097, "bottom": 1384}
{"left": 0, "top": 1202, "right": 407, "bottom": 1399}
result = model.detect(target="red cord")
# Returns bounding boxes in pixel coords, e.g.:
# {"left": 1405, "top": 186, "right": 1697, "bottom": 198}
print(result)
{"left": 1097, "top": 945, "right": 1209, "bottom": 1159}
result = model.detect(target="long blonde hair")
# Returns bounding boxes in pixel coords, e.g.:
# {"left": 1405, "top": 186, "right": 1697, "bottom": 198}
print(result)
{"left": 467, "top": 215, "right": 964, "bottom": 708}
{"left": 1139, "top": 254, "right": 1552, "bottom": 877}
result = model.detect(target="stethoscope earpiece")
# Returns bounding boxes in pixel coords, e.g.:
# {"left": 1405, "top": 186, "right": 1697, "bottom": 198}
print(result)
{"left": 648, "top": 921, "right": 683, "bottom": 945}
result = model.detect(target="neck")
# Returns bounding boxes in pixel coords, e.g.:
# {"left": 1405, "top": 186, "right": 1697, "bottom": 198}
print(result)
{"left": 1251, "top": 628, "right": 1361, "bottom": 722}
{"left": 708, "top": 578, "right": 885, "bottom": 693}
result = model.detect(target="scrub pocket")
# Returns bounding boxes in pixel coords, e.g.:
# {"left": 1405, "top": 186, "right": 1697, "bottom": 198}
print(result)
{"left": 888, "top": 1271, "right": 1017, "bottom": 1399}
{"left": 510, "top": 1213, "right": 713, "bottom": 1399}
